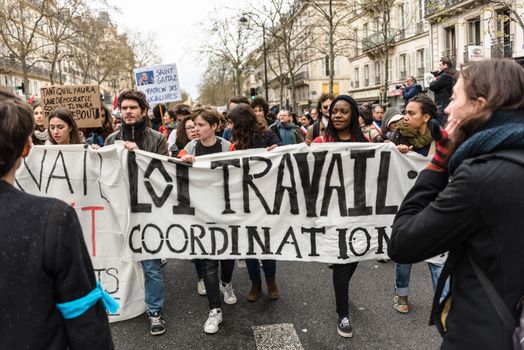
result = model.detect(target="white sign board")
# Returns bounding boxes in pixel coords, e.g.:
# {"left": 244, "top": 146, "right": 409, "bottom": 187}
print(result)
{"left": 134, "top": 63, "right": 182, "bottom": 105}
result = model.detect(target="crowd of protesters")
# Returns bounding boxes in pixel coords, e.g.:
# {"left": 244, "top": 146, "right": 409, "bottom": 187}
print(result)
{"left": 1, "top": 59, "right": 524, "bottom": 349}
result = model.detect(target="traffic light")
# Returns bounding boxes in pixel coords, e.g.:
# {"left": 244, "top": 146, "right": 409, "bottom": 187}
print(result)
{"left": 250, "top": 88, "right": 256, "bottom": 100}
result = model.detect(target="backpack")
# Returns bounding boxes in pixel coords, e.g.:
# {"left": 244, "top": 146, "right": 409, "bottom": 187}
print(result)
{"left": 468, "top": 252, "right": 524, "bottom": 349}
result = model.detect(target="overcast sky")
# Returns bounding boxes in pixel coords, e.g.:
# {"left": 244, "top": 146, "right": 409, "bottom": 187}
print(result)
{"left": 108, "top": 0, "right": 249, "bottom": 99}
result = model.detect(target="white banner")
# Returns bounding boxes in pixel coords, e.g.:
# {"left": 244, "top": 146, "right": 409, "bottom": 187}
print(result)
{"left": 134, "top": 63, "right": 182, "bottom": 104}
{"left": 120, "top": 142, "right": 444, "bottom": 264}
{"left": 15, "top": 143, "right": 446, "bottom": 320}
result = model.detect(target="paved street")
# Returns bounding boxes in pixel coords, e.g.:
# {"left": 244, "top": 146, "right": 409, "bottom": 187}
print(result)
{"left": 111, "top": 259, "right": 441, "bottom": 349}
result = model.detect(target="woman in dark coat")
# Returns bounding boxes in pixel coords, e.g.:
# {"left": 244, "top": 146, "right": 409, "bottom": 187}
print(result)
{"left": 0, "top": 87, "right": 114, "bottom": 349}
{"left": 388, "top": 60, "right": 524, "bottom": 349}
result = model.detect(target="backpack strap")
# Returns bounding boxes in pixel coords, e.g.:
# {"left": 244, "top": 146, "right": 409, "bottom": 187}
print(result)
{"left": 44, "top": 200, "right": 66, "bottom": 275}
{"left": 468, "top": 251, "right": 516, "bottom": 331}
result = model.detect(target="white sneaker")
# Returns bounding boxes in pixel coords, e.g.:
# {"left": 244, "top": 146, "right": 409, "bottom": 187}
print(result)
{"left": 197, "top": 279, "right": 206, "bottom": 296}
{"left": 204, "top": 308, "right": 223, "bottom": 334}
{"left": 220, "top": 282, "right": 237, "bottom": 305}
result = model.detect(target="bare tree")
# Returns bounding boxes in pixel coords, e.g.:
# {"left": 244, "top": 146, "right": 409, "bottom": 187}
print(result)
{"left": 127, "top": 31, "right": 161, "bottom": 69}
{"left": 42, "top": 0, "right": 89, "bottom": 84}
{"left": 0, "top": 0, "right": 49, "bottom": 97}
{"left": 354, "top": 0, "right": 418, "bottom": 103}
{"left": 261, "top": 0, "right": 318, "bottom": 111}
{"left": 200, "top": 15, "right": 254, "bottom": 96}
{"left": 198, "top": 56, "right": 235, "bottom": 106}
{"left": 304, "top": 0, "right": 354, "bottom": 93}
{"left": 69, "top": 11, "right": 133, "bottom": 87}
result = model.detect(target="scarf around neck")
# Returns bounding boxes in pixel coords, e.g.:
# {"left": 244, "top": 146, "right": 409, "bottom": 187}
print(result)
{"left": 276, "top": 120, "right": 298, "bottom": 145}
{"left": 449, "top": 110, "right": 524, "bottom": 174}
{"left": 33, "top": 128, "right": 49, "bottom": 142}
{"left": 397, "top": 120, "right": 433, "bottom": 149}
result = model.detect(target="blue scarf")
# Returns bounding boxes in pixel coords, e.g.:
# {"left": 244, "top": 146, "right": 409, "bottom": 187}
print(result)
{"left": 449, "top": 110, "right": 524, "bottom": 175}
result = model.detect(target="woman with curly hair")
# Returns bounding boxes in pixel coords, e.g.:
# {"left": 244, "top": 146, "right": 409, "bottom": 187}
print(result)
{"left": 229, "top": 103, "right": 281, "bottom": 302}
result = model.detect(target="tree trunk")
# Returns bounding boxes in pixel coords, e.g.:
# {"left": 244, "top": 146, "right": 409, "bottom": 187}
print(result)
{"left": 21, "top": 60, "right": 30, "bottom": 99}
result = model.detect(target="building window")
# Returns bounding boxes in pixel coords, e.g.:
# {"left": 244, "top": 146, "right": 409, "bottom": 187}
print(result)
{"left": 363, "top": 23, "right": 369, "bottom": 38}
{"left": 467, "top": 18, "right": 481, "bottom": 45}
{"left": 399, "top": 54, "right": 407, "bottom": 80}
{"left": 416, "top": 49, "right": 425, "bottom": 77}
{"left": 354, "top": 67, "right": 360, "bottom": 88}
{"left": 354, "top": 29, "right": 359, "bottom": 55}
{"left": 374, "top": 61, "right": 381, "bottom": 84}
{"left": 364, "top": 65, "right": 369, "bottom": 86}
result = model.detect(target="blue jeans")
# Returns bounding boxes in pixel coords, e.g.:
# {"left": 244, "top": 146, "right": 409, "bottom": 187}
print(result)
{"left": 245, "top": 259, "right": 276, "bottom": 281}
{"left": 395, "top": 262, "right": 449, "bottom": 298}
{"left": 141, "top": 259, "right": 164, "bottom": 314}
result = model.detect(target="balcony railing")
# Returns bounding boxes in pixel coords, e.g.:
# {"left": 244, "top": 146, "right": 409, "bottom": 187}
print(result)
{"left": 293, "top": 71, "right": 309, "bottom": 82}
{"left": 463, "top": 43, "right": 483, "bottom": 64}
{"left": 441, "top": 49, "right": 457, "bottom": 65}
{"left": 375, "top": 76, "right": 381, "bottom": 85}
{"left": 491, "top": 36, "right": 513, "bottom": 59}
{"left": 399, "top": 70, "right": 407, "bottom": 80}
{"left": 425, "top": 0, "right": 471, "bottom": 16}
{"left": 354, "top": 81, "right": 360, "bottom": 88}
{"left": 362, "top": 30, "right": 397, "bottom": 51}
{"left": 417, "top": 67, "right": 425, "bottom": 78}
{"left": 364, "top": 78, "right": 369, "bottom": 86}
{"left": 0, "top": 58, "right": 62, "bottom": 82}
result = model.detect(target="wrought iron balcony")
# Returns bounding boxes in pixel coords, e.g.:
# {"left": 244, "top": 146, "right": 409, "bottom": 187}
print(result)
{"left": 491, "top": 36, "right": 513, "bottom": 59}
{"left": 0, "top": 58, "right": 62, "bottom": 82}
{"left": 425, "top": 0, "right": 471, "bottom": 16}
{"left": 362, "top": 30, "right": 397, "bottom": 51}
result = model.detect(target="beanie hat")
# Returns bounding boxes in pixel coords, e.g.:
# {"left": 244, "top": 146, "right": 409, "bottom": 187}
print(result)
{"left": 381, "top": 107, "right": 401, "bottom": 133}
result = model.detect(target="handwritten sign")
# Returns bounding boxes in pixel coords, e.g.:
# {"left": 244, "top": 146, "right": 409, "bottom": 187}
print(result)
{"left": 40, "top": 84, "right": 102, "bottom": 128}
{"left": 134, "top": 63, "right": 182, "bottom": 105}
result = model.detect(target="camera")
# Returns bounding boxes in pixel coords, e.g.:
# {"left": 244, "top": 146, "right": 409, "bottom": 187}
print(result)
{"left": 431, "top": 70, "right": 439, "bottom": 76}
{"left": 395, "top": 83, "right": 406, "bottom": 89}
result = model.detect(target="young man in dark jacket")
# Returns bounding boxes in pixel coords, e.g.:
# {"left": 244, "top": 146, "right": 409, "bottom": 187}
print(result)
{"left": 429, "top": 58, "right": 454, "bottom": 125}
{"left": 105, "top": 90, "right": 168, "bottom": 335}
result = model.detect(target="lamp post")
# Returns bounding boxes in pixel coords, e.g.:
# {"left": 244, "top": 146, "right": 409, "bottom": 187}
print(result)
{"left": 239, "top": 15, "right": 269, "bottom": 102}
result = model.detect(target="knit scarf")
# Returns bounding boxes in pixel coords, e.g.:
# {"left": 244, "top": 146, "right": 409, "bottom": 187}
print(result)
{"left": 33, "top": 128, "right": 49, "bottom": 142}
{"left": 397, "top": 120, "right": 433, "bottom": 149}
{"left": 120, "top": 118, "right": 147, "bottom": 149}
{"left": 276, "top": 120, "right": 299, "bottom": 145}
{"left": 449, "top": 110, "right": 524, "bottom": 175}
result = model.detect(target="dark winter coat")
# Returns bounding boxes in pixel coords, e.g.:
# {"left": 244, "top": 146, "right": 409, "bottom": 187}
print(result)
{"left": 0, "top": 181, "right": 114, "bottom": 349}
{"left": 402, "top": 83, "right": 422, "bottom": 106}
{"left": 105, "top": 118, "right": 168, "bottom": 155}
{"left": 429, "top": 70, "right": 454, "bottom": 110}
{"left": 388, "top": 149, "right": 524, "bottom": 350}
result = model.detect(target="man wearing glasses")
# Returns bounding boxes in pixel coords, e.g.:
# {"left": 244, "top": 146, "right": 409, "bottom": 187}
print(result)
{"left": 305, "top": 92, "right": 335, "bottom": 143}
